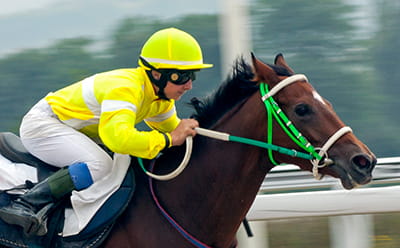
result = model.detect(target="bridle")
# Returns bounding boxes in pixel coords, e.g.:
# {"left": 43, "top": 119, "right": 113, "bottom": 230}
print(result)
{"left": 260, "top": 74, "right": 352, "bottom": 179}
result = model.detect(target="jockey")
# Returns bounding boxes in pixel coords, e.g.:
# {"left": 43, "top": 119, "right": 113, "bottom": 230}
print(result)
{"left": 0, "top": 27, "right": 212, "bottom": 236}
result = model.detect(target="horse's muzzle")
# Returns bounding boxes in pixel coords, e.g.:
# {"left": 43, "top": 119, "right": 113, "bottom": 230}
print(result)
{"left": 350, "top": 153, "right": 377, "bottom": 184}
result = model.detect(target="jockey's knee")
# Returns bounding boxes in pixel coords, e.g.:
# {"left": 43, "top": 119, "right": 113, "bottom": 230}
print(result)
{"left": 68, "top": 162, "right": 94, "bottom": 190}
{"left": 83, "top": 156, "right": 113, "bottom": 183}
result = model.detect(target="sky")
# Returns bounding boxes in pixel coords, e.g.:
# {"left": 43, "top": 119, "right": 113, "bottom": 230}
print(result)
{"left": 0, "top": 0, "right": 377, "bottom": 59}
{"left": 0, "top": 0, "right": 219, "bottom": 17}
{"left": 0, "top": 0, "right": 57, "bottom": 16}
{"left": 0, "top": 0, "right": 220, "bottom": 57}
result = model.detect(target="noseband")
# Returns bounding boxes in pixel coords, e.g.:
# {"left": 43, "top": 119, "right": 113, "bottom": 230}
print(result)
{"left": 260, "top": 74, "right": 352, "bottom": 179}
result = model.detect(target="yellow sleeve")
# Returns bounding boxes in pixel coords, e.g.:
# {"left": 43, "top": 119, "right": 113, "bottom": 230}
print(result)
{"left": 144, "top": 104, "right": 180, "bottom": 133}
{"left": 98, "top": 86, "right": 169, "bottom": 159}
{"left": 99, "top": 110, "right": 168, "bottom": 159}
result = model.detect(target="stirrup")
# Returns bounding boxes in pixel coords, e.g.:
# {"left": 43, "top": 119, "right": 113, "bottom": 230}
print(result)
{"left": 33, "top": 203, "right": 54, "bottom": 236}
{"left": 0, "top": 207, "right": 38, "bottom": 236}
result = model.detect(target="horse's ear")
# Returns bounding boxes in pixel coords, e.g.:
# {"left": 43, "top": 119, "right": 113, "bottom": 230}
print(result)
{"left": 251, "top": 52, "right": 279, "bottom": 84}
{"left": 274, "top": 53, "right": 295, "bottom": 74}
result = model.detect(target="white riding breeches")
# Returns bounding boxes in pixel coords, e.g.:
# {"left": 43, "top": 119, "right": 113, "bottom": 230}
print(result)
{"left": 19, "top": 99, "right": 113, "bottom": 182}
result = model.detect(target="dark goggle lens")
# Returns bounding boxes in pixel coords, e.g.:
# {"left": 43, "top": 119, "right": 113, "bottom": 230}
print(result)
{"left": 166, "top": 70, "right": 197, "bottom": 85}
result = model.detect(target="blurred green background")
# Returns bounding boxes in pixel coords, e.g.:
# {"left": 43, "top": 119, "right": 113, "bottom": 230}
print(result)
{"left": 1, "top": 1, "right": 400, "bottom": 247}
{"left": 1, "top": 0, "right": 399, "bottom": 158}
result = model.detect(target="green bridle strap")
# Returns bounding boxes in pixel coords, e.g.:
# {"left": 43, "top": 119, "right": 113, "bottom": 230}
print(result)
{"left": 228, "top": 135, "right": 314, "bottom": 160}
{"left": 260, "top": 82, "right": 322, "bottom": 165}
{"left": 265, "top": 93, "right": 279, "bottom": 165}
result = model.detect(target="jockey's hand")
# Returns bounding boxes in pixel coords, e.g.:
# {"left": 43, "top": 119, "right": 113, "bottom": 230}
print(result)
{"left": 170, "top": 119, "right": 199, "bottom": 146}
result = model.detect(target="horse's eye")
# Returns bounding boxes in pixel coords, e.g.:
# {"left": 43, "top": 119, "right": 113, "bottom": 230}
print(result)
{"left": 295, "top": 104, "right": 311, "bottom": 117}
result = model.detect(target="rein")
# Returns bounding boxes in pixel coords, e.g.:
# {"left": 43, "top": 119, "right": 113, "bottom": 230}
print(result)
{"left": 139, "top": 74, "right": 352, "bottom": 179}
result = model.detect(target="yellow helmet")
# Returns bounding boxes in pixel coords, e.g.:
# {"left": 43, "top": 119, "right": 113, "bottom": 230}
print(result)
{"left": 139, "top": 28, "right": 213, "bottom": 70}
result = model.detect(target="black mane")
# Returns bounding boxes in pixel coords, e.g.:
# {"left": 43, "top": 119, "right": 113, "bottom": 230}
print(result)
{"left": 190, "top": 57, "right": 293, "bottom": 128}
{"left": 190, "top": 58, "right": 258, "bottom": 128}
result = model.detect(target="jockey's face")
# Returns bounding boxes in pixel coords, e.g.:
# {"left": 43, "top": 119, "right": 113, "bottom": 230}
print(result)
{"left": 163, "top": 80, "right": 193, "bottom": 100}
{"left": 151, "top": 70, "right": 193, "bottom": 100}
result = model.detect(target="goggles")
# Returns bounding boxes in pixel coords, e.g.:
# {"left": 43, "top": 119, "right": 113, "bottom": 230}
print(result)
{"left": 159, "top": 69, "right": 197, "bottom": 85}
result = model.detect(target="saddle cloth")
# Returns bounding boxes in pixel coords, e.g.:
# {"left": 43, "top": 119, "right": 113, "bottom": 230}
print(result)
{"left": 0, "top": 166, "right": 135, "bottom": 247}
{"left": 0, "top": 132, "right": 136, "bottom": 246}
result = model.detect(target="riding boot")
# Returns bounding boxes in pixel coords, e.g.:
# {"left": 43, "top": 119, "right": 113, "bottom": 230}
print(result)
{"left": 0, "top": 167, "right": 75, "bottom": 236}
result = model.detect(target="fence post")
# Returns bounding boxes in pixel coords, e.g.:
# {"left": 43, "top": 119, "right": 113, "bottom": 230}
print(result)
{"left": 329, "top": 214, "right": 373, "bottom": 248}
{"left": 329, "top": 183, "right": 374, "bottom": 248}
{"left": 219, "top": 0, "right": 252, "bottom": 77}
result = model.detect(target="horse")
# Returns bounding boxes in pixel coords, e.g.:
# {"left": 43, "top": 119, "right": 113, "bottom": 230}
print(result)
{"left": 0, "top": 53, "right": 376, "bottom": 248}
{"left": 98, "top": 53, "right": 376, "bottom": 247}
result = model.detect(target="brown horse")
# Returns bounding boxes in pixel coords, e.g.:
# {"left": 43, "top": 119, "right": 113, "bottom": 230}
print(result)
{"left": 98, "top": 53, "right": 376, "bottom": 248}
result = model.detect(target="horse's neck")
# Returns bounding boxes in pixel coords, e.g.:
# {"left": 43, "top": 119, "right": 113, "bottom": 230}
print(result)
{"left": 158, "top": 94, "right": 271, "bottom": 247}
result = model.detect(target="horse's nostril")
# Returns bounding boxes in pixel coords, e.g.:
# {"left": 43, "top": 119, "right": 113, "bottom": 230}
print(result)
{"left": 352, "top": 154, "right": 372, "bottom": 168}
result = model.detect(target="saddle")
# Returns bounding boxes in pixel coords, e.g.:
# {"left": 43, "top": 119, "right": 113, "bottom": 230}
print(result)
{"left": 0, "top": 132, "right": 135, "bottom": 248}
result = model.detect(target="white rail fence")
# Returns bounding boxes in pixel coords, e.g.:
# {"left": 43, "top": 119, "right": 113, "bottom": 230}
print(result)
{"left": 239, "top": 157, "right": 400, "bottom": 248}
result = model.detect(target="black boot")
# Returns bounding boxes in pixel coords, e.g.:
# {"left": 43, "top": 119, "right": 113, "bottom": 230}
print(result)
{"left": 0, "top": 167, "right": 75, "bottom": 236}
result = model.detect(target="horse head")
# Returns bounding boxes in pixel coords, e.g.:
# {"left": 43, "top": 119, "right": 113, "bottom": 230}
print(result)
{"left": 251, "top": 53, "right": 377, "bottom": 189}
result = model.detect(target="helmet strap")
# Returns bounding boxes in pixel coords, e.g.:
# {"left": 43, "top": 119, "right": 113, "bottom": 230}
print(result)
{"left": 144, "top": 70, "right": 169, "bottom": 100}
{"left": 140, "top": 57, "right": 170, "bottom": 100}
